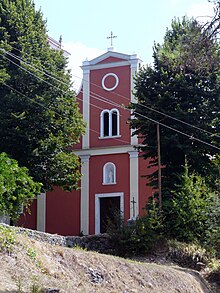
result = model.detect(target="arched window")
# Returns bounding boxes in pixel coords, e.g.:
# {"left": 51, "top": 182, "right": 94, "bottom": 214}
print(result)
{"left": 111, "top": 110, "right": 118, "bottom": 136}
{"left": 103, "top": 162, "right": 116, "bottom": 184}
{"left": 103, "top": 111, "right": 109, "bottom": 136}
{"left": 100, "top": 109, "right": 120, "bottom": 138}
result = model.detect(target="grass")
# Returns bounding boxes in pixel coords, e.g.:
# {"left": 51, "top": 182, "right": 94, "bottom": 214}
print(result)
{"left": 0, "top": 225, "right": 214, "bottom": 293}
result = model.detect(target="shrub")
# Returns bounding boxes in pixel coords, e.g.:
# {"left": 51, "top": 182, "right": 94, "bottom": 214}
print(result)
{"left": 207, "top": 259, "right": 220, "bottom": 284}
{"left": 204, "top": 194, "right": 220, "bottom": 257}
{"left": 167, "top": 239, "right": 210, "bottom": 270}
{"left": 107, "top": 205, "right": 164, "bottom": 257}
{"left": 0, "top": 224, "right": 16, "bottom": 253}
{"left": 0, "top": 152, "right": 42, "bottom": 221}
{"left": 163, "top": 162, "right": 216, "bottom": 243}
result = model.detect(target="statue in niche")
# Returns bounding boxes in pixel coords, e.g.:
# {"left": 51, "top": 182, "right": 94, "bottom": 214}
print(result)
{"left": 108, "top": 168, "right": 114, "bottom": 183}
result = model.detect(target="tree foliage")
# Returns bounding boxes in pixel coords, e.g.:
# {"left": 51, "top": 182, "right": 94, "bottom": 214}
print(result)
{"left": 163, "top": 162, "right": 217, "bottom": 243}
{"left": 0, "top": 152, "right": 41, "bottom": 221}
{"left": 0, "top": 0, "right": 85, "bottom": 191}
{"left": 205, "top": 1, "right": 220, "bottom": 38}
{"left": 130, "top": 17, "right": 220, "bottom": 194}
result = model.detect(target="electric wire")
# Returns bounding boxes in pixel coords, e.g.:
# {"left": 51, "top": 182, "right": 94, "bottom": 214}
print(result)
{"left": 2, "top": 46, "right": 220, "bottom": 140}
{"left": 134, "top": 111, "right": 220, "bottom": 151}
{"left": 1, "top": 51, "right": 125, "bottom": 114}
{"left": 1, "top": 51, "right": 219, "bottom": 151}
{"left": 1, "top": 50, "right": 219, "bottom": 151}
{"left": 1, "top": 81, "right": 131, "bottom": 145}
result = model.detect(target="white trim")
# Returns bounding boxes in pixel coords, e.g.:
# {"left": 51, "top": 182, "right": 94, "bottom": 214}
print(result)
{"left": 130, "top": 57, "right": 140, "bottom": 146}
{"left": 83, "top": 61, "right": 131, "bottom": 71}
{"left": 102, "top": 73, "right": 119, "bottom": 91}
{"left": 98, "top": 135, "right": 122, "bottom": 140}
{"left": 82, "top": 51, "right": 141, "bottom": 65}
{"left": 129, "top": 151, "right": 139, "bottom": 219}
{"left": 81, "top": 50, "right": 142, "bottom": 71}
{"left": 103, "top": 162, "right": 116, "bottom": 184}
{"left": 95, "top": 192, "right": 124, "bottom": 234}
{"left": 100, "top": 109, "right": 109, "bottom": 137}
{"left": 100, "top": 108, "right": 120, "bottom": 138}
{"left": 80, "top": 155, "right": 90, "bottom": 235}
{"left": 82, "top": 68, "right": 90, "bottom": 149}
{"left": 74, "top": 145, "right": 137, "bottom": 156}
{"left": 37, "top": 193, "right": 46, "bottom": 232}
{"left": 110, "top": 109, "right": 120, "bottom": 136}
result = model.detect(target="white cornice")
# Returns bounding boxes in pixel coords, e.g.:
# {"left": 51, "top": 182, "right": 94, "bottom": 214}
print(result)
{"left": 81, "top": 51, "right": 142, "bottom": 71}
{"left": 89, "top": 51, "right": 137, "bottom": 65}
{"left": 82, "top": 60, "right": 131, "bottom": 71}
{"left": 74, "top": 145, "right": 137, "bottom": 156}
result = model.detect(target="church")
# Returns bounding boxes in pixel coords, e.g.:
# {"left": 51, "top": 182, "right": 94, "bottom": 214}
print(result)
{"left": 19, "top": 45, "right": 156, "bottom": 236}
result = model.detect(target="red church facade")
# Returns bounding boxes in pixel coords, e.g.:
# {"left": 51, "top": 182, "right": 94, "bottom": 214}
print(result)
{"left": 20, "top": 49, "right": 155, "bottom": 236}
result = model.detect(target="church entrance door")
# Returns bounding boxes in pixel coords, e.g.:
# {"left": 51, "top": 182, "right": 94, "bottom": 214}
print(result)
{"left": 95, "top": 192, "right": 124, "bottom": 234}
{"left": 100, "top": 196, "right": 120, "bottom": 233}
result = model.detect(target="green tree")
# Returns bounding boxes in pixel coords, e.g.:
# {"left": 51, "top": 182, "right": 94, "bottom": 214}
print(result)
{"left": 130, "top": 17, "right": 220, "bottom": 194}
{"left": 0, "top": 152, "right": 41, "bottom": 221}
{"left": 163, "top": 162, "right": 217, "bottom": 243}
{"left": 205, "top": 1, "right": 220, "bottom": 38}
{"left": 0, "top": 0, "right": 85, "bottom": 191}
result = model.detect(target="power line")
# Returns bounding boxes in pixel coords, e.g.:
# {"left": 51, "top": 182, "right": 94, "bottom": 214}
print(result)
{"left": 0, "top": 48, "right": 70, "bottom": 88}
{"left": 133, "top": 111, "right": 220, "bottom": 151}
{"left": 1, "top": 50, "right": 219, "bottom": 152}
{"left": 0, "top": 51, "right": 125, "bottom": 113}
{"left": 0, "top": 81, "right": 131, "bottom": 145}
{"left": 2, "top": 46, "right": 219, "bottom": 140}
{"left": 136, "top": 103, "right": 220, "bottom": 139}
{"left": 2, "top": 77, "right": 219, "bottom": 153}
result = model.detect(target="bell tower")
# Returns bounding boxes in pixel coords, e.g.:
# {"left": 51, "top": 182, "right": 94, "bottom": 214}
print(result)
{"left": 75, "top": 49, "right": 143, "bottom": 235}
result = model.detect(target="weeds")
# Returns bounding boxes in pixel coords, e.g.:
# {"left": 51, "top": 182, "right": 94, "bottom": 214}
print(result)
{"left": 15, "top": 276, "right": 23, "bottom": 293}
{"left": 167, "top": 239, "right": 210, "bottom": 270}
{"left": 30, "top": 276, "right": 42, "bottom": 293}
{"left": 0, "top": 224, "right": 16, "bottom": 253}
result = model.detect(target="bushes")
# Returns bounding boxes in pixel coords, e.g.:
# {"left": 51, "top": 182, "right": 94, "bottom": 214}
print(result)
{"left": 207, "top": 259, "right": 220, "bottom": 284}
{"left": 108, "top": 162, "right": 220, "bottom": 259}
{"left": 167, "top": 239, "right": 210, "bottom": 270}
{"left": 162, "top": 162, "right": 219, "bottom": 247}
{"left": 0, "top": 152, "right": 42, "bottom": 221}
{"left": 204, "top": 194, "right": 220, "bottom": 257}
{"left": 0, "top": 224, "right": 16, "bottom": 253}
{"left": 107, "top": 203, "right": 163, "bottom": 257}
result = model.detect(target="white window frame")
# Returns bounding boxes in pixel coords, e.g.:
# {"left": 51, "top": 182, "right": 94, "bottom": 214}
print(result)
{"left": 103, "top": 162, "right": 116, "bottom": 185}
{"left": 100, "top": 108, "right": 120, "bottom": 138}
{"left": 95, "top": 192, "right": 124, "bottom": 234}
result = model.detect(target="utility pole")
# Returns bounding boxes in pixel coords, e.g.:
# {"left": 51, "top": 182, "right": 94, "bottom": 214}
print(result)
{"left": 157, "top": 123, "right": 162, "bottom": 211}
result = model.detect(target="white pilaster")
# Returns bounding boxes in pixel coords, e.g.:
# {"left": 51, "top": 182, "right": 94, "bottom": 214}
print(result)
{"left": 80, "top": 154, "right": 90, "bottom": 235}
{"left": 130, "top": 57, "right": 140, "bottom": 146}
{"left": 37, "top": 193, "right": 46, "bottom": 232}
{"left": 129, "top": 151, "right": 139, "bottom": 219}
{"left": 82, "top": 62, "right": 90, "bottom": 149}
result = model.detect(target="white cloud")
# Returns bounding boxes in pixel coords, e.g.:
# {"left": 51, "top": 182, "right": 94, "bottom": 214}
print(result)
{"left": 63, "top": 42, "right": 104, "bottom": 92}
{"left": 186, "top": 1, "right": 214, "bottom": 22}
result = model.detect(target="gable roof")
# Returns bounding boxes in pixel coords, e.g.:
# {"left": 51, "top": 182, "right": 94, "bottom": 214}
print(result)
{"left": 81, "top": 50, "right": 142, "bottom": 70}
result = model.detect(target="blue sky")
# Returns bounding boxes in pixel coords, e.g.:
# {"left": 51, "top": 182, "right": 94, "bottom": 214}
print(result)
{"left": 34, "top": 0, "right": 214, "bottom": 90}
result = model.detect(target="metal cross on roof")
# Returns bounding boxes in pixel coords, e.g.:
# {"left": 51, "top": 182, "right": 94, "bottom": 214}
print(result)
{"left": 107, "top": 31, "right": 117, "bottom": 46}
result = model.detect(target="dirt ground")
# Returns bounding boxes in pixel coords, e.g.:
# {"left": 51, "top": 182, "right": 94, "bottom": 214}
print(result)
{"left": 0, "top": 233, "right": 213, "bottom": 293}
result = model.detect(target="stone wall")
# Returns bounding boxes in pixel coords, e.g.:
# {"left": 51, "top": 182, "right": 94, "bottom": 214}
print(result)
{"left": 0, "top": 223, "right": 115, "bottom": 254}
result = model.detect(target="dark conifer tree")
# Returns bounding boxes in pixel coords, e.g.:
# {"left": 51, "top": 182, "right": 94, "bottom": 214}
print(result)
{"left": 0, "top": 0, "right": 85, "bottom": 191}
{"left": 130, "top": 17, "right": 220, "bottom": 195}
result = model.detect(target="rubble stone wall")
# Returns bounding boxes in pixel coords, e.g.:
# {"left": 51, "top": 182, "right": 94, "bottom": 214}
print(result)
{"left": 0, "top": 223, "right": 114, "bottom": 254}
